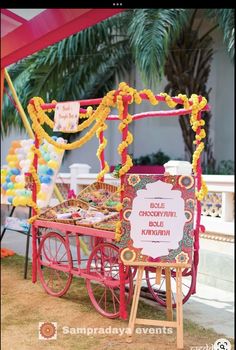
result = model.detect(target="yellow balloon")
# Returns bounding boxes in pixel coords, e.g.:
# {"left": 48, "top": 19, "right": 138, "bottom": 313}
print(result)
{"left": 27, "top": 152, "right": 34, "bottom": 160}
{"left": 48, "top": 160, "right": 58, "bottom": 169}
{"left": 6, "top": 155, "right": 15, "bottom": 163}
{"left": 1, "top": 176, "right": 6, "bottom": 183}
{"left": 8, "top": 161, "right": 17, "bottom": 168}
{"left": 1, "top": 169, "right": 7, "bottom": 176}
{"left": 37, "top": 191, "right": 47, "bottom": 200}
{"left": 15, "top": 182, "right": 25, "bottom": 189}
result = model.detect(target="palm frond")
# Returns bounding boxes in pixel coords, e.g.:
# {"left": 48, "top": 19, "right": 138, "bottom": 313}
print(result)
{"left": 205, "top": 8, "right": 235, "bottom": 61}
{"left": 128, "top": 9, "right": 190, "bottom": 86}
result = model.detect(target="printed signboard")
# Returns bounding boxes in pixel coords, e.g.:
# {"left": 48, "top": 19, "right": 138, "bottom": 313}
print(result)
{"left": 119, "top": 174, "right": 195, "bottom": 265}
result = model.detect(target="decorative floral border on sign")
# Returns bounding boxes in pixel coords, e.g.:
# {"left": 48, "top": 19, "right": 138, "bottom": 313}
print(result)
{"left": 118, "top": 174, "right": 195, "bottom": 265}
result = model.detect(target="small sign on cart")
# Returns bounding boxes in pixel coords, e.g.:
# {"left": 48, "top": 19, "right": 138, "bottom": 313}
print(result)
{"left": 53, "top": 102, "right": 80, "bottom": 132}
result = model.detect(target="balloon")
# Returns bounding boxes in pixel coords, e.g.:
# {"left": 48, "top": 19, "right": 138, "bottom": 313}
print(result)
{"left": 48, "top": 160, "right": 58, "bottom": 169}
{"left": 6, "top": 176, "right": 11, "bottom": 183}
{"left": 1, "top": 175, "right": 6, "bottom": 183}
{"left": 37, "top": 191, "right": 47, "bottom": 200}
{"left": 8, "top": 161, "right": 17, "bottom": 168}
{"left": 27, "top": 152, "right": 34, "bottom": 160}
{"left": 14, "top": 182, "right": 25, "bottom": 189}
{"left": 12, "top": 168, "right": 21, "bottom": 175}
{"left": 54, "top": 147, "right": 64, "bottom": 154}
{"left": 40, "top": 183, "right": 50, "bottom": 192}
{"left": 38, "top": 158, "right": 47, "bottom": 165}
{"left": 37, "top": 200, "right": 45, "bottom": 208}
{"left": 39, "top": 165, "right": 48, "bottom": 174}
{"left": 57, "top": 137, "right": 65, "bottom": 144}
{"left": 7, "top": 196, "right": 14, "bottom": 204}
{"left": 40, "top": 176, "right": 52, "bottom": 184}
{"left": 15, "top": 175, "right": 24, "bottom": 183}
{"left": 1, "top": 169, "right": 7, "bottom": 176}
{"left": 8, "top": 148, "right": 16, "bottom": 155}
{"left": 7, "top": 182, "right": 14, "bottom": 189}
{"left": 17, "top": 154, "right": 25, "bottom": 161}
{"left": 10, "top": 175, "right": 16, "bottom": 182}
{"left": 52, "top": 136, "right": 58, "bottom": 141}
{"left": 46, "top": 168, "right": 54, "bottom": 176}
{"left": 43, "top": 153, "right": 51, "bottom": 162}
{"left": 6, "top": 155, "right": 15, "bottom": 163}
{"left": 2, "top": 183, "right": 8, "bottom": 190}
{"left": 12, "top": 140, "right": 21, "bottom": 148}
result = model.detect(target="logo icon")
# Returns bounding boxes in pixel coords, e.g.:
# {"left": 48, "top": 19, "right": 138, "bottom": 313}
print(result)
{"left": 39, "top": 322, "right": 57, "bottom": 340}
{"left": 213, "top": 338, "right": 231, "bottom": 350}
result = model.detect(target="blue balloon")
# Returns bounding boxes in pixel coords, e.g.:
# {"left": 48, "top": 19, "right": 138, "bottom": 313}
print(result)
{"left": 12, "top": 168, "right": 21, "bottom": 175}
{"left": 2, "top": 183, "right": 8, "bottom": 190}
{"left": 7, "top": 196, "right": 13, "bottom": 204}
{"left": 41, "top": 176, "right": 51, "bottom": 184}
{"left": 52, "top": 136, "right": 57, "bottom": 141}
{"left": 46, "top": 168, "right": 54, "bottom": 176}
{"left": 6, "top": 175, "right": 11, "bottom": 182}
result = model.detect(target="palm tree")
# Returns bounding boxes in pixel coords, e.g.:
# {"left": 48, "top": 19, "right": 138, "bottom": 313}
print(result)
{"left": 128, "top": 8, "right": 234, "bottom": 172}
{"left": 2, "top": 9, "right": 234, "bottom": 171}
{"left": 1, "top": 11, "right": 133, "bottom": 136}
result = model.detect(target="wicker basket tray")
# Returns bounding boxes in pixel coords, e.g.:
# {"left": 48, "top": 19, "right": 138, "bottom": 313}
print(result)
{"left": 102, "top": 191, "right": 121, "bottom": 210}
{"left": 77, "top": 182, "right": 118, "bottom": 208}
{"left": 93, "top": 213, "right": 119, "bottom": 231}
{"left": 38, "top": 199, "right": 89, "bottom": 224}
{"left": 75, "top": 210, "right": 118, "bottom": 229}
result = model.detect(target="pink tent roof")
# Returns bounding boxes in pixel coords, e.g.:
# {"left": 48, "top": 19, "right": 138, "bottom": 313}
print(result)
{"left": 1, "top": 8, "right": 125, "bottom": 68}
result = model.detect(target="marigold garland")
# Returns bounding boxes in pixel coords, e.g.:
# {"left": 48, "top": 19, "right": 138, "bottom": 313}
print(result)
{"left": 96, "top": 122, "right": 109, "bottom": 181}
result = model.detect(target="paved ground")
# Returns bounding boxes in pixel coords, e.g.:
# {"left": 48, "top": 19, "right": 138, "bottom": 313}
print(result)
{"left": 1, "top": 226, "right": 234, "bottom": 340}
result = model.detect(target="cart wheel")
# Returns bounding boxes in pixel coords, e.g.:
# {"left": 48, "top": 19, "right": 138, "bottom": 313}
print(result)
{"left": 145, "top": 265, "right": 196, "bottom": 308}
{"left": 38, "top": 231, "right": 73, "bottom": 297}
{"left": 86, "top": 242, "right": 133, "bottom": 318}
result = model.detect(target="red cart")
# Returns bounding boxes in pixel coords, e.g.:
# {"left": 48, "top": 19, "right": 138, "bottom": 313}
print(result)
{"left": 28, "top": 85, "right": 209, "bottom": 318}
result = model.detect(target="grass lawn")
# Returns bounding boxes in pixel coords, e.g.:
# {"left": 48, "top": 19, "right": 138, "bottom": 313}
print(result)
{"left": 1, "top": 254, "right": 234, "bottom": 350}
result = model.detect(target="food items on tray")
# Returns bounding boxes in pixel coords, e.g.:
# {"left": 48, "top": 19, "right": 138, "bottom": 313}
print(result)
{"left": 39, "top": 200, "right": 119, "bottom": 231}
{"left": 94, "top": 219, "right": 118, "bottom": 231}
{"left": 76, "top": 211, "right": 118, "bottom": 227}
{"left": 79, "top": 188, "right": 113, "bottom": 207}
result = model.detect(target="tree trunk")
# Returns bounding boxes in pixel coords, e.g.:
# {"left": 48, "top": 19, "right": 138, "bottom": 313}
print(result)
{"left": 164, "top": 26, "right": 216, "bottom": 173}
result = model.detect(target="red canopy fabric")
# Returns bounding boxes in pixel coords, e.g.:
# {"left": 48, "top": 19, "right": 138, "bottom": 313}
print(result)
{"left": 1, "top": 8, "right": 125, "bottom": 68}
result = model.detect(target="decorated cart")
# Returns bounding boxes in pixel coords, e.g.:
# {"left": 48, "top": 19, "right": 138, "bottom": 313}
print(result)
{"left": 26, "top": 82, "right": 209, "bottom": 320}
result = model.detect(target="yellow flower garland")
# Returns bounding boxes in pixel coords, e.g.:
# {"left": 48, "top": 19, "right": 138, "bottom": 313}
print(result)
{"left": 96, "top": 122, "right": 110, "bottom": 181}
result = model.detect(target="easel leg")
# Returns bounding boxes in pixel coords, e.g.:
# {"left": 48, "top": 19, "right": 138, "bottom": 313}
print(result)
{"left": 0, "top": 206, "right": 16, "bottom": 241}
{"left": 176, "top": 267, "right": 183, "bottom": 349}
{"left": 24, "top": 207, "right": 32, "bottom": 279}
{"left": 165, "top": 267, "right": 173, "bottom": 321}
{"left": 127, "top": 266, "right": 144, "bottom": 340}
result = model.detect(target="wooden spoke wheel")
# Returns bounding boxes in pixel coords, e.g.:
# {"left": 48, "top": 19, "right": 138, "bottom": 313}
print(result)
{"left": 38, "top": 231, "right": 73, "bottom": 297}
{"left": 86, "top": 242, "right": 133, "bottom": 318}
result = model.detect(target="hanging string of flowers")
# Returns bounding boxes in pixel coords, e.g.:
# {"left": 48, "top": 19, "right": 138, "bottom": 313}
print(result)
{"left": 96, "top": 121, "right": 110, "bottom": 181}
{"left": 189, "top": 94, "right": 208, "bottom": 201}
